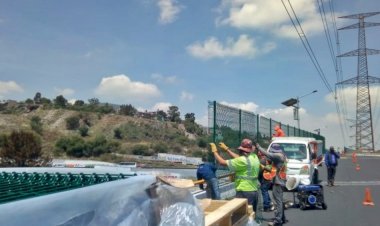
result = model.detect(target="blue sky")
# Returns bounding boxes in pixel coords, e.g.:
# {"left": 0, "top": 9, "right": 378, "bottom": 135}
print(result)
{"left": 0, "top": 0, "right": 380, "bottom": 150}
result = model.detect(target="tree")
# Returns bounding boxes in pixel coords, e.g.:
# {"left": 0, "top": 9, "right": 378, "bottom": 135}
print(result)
{"left": 74, "top": 100, "right": 85, "bottom": 106}
{"left": 54, "top": 95, "right": 67, "bottom": 108}
{"left": 119, "top": 104, "right": 137, "bottom": 116}
{"left": 99, "top": 103, "right": 115, "bottom": 114}
{"left": 184, "top": 112, "right": 203, "bottom": 134}
{"left": 185, "top": 113, "right": 196, "bottom": 123}
{"left": 33, "top": 92, "right": 42, "bottom": 104}
{"left": 88, "top": 98, "right": 100, "bottom": 106}
{"left": 0, "top": 130, "right": 42, "bottom": 166}
{"left": 167, "top": 105, "right": 181, "bottom": 123}
{"left": 25, "top": 98, "right": 34, "bottom": 104}
{"left": 40, "top": 97, "right": 52, "bottom": 105}
{"left": 157, "top": 110, "right": 167, "bottom": 121}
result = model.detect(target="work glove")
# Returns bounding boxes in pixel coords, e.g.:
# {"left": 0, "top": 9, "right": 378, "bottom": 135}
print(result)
{"left": 264, "top": 165, "right": 272, "bottom": 171}
{"left": 218, "top": 142, "right": 229, "bottom": 152}
{"left": 209, "top": 143, "right": 218, "bottom": 153}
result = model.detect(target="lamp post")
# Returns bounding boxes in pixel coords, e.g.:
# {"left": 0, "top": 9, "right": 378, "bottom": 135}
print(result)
{"left": 282, "top": 90, "right": 318, "bottom": 129}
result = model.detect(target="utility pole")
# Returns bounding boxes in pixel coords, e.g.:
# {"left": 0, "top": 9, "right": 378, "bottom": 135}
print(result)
{"left": 337, "top": 12, "right": 380, "bottom": 152}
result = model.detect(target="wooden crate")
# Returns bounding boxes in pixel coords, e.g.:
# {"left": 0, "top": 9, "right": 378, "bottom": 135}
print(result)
{"left": 202, "top": 198, "right": 251, "bottom": 226}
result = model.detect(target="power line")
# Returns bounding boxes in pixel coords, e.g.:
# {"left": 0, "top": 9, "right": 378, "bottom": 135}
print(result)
{"left": 316, "top": 0, "right": 336, "bottom": 69}
{"left": 281, "top": 0, "right": 334, "bottom": 93}
{"left": 327, "top": 0, "right": 350, "bottom": 146}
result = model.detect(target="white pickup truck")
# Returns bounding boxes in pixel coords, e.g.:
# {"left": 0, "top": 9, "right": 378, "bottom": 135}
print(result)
{"left": 268, "top": 137, "right": 324, "bottom": 187}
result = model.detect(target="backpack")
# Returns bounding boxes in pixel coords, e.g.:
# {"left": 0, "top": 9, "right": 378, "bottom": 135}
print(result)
{"left": 329, "top": 153, "right": 338, "bottom": 166}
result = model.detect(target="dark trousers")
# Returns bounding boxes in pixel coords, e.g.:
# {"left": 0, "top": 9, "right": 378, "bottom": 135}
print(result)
{"left": 260, "top": 181, "right": 272, "bottom": 209}
{"left": 272, "top": 184, "right": 286, "bottom": 224}
{"left": 236, "top": 190, "right": 258, "bottom": 212}
{"left": 327, "top": 166, "right": 337, "bottom": 185}
{"left": 206, "top": 178, "right": 221, "bottom": 200}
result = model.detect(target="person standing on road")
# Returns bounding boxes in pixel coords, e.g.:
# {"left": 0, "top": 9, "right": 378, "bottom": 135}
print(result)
{"left": 209, "top": 139, "right": 260, "bottom": 212}
{"left": 196, "top": 157, "right": 221, "bottom": 200}
{"left": 258, "top": 151, "right": 275, "bottom": 212}
{"left": 257, "top": 143, "right": 288, "bottom": 226}
{"left": 324, "top": 146, "right": 340, "bottom": 186}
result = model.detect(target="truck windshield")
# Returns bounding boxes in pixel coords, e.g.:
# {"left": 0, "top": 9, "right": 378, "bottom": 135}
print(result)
{"left": 272, "top": 143, "right": 307, "bottom": 160}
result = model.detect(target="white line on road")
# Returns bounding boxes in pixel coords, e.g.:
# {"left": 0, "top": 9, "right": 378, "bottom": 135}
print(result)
{"left": 322, "top": 181, "right": 380, "bottom": 186}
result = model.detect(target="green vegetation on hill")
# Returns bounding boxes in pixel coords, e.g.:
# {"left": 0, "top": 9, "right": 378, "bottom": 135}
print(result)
{"left": 0, "top": 93, "right": 211, "bottom": 166}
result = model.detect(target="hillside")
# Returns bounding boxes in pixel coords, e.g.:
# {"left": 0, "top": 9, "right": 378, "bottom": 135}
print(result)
{"left": 0, "top": 105, "right": 209, "bottom": 165}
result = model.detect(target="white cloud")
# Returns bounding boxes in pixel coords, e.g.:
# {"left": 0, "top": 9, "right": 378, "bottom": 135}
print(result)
{"left": 151, "top": 73, "right": 179, "bottom": 84}
{"left": 218, "top": 0, "right": 324, "bottom": 39}
{"left": 187, "top": 35, "right": 276, "bottom": 59}
{"left": 151, "top": 102, "right": 172, "bottom": 112}
{"left": 157, "top": 0, "right": 182, "bottom": 24}
{"left": 68, "top": 99, "right": 77, "bottom": 105}
{"left": 180, "top": 91, "right": 194, "bottom": 101}
{"left": 326, "top": 86, "right": 380, "bottom": 116}
{"left": 0, "top": 81, "right": 23, "bottom": 98}
{"left": 196, "top": 110, "right": 209, "bottom": 127}
{"left": 220, "top": 101, "right": 259, "bottom": 112}
{"left": 94, "top": 74, "right": 161, "bottom": 103}
{"left": 54, "top": 87, "right": 75, "bottom": 97}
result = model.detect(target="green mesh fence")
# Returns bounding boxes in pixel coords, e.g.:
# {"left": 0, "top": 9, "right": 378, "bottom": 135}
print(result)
{"left": 0, "top": 172, "right": 135, "bottom": 204}
{"left": 208, "top": 101, "right": 325, "bottom": 149}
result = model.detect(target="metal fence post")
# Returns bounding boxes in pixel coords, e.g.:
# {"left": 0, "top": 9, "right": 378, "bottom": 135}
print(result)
{"left": 239, "top": 109, "right": 242, "bottom": 141}
{"left": 213, "top": 101, "right": 216, "bottom": 142}
{"left": 257, "top": 114, "right": 260, "bottom": 141}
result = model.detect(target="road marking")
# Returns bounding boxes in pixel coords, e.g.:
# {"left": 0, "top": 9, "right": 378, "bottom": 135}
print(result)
{"left": 322, "top": 181, "right": 380, "bottom": 186}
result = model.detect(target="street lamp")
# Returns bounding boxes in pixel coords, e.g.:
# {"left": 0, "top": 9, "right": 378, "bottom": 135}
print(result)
{"left": 281, "top": 90, "right": 318, "bottom": 129}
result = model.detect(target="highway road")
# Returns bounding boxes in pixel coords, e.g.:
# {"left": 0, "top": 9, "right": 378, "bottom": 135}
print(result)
{"left": 261, "top": 156, "right": 380, "bottom": 226}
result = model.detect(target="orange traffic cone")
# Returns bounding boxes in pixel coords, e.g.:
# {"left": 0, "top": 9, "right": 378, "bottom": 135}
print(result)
{"left": 352, "top": 156, "right": 357, "bottom": 163}
{"left": 363, "top": 187, "right": 375, "bottom": 206}
{"left": 356, "top": 164, "right": 360, "bottom": 171}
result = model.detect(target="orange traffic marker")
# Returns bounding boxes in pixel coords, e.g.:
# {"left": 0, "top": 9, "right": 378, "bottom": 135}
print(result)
{"left": 363, "top": 187, "right": 375, "bottom": 206}
{"left": 355, "top": 164, "right": 360, "bottom": 171}
{"left": 352, "top": 156, "right": 357, "bottom": 163}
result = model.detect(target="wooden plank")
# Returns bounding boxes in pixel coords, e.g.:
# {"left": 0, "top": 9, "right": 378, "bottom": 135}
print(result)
{"left": 205, "top": 198, "right": 248, "bottom": 226}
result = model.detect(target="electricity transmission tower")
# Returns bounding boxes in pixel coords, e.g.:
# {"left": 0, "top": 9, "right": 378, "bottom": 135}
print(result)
{"left": 337, "top": 12, "right": 380, "bottom": 152}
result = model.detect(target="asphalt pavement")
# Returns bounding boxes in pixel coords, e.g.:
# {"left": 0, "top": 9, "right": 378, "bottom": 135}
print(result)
{"left": 260, "top": 156, "right": 380, "bottom": 226}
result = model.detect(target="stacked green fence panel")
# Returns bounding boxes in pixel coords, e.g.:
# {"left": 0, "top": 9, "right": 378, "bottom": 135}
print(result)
{"left": 0, "top": 172, "right": 134, "bottom": 204}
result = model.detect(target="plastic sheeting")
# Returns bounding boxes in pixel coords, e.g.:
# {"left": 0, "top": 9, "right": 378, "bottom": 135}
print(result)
{"left": 0, "top": 175, "right": 204, "bottom": 226}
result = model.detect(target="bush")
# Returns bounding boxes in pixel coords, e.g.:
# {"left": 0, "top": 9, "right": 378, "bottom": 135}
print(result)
{"left": 55, "top": 136, "right": 86, "bottom": 157}
{"left": 78, "top": 126, "right": 89, "bottom": 137}
{"left": 114, "top": 128, "right": 123, "bottom": 139}
{"left": 0, "top": 130, "right": 42, "bottom": 166}
{"left": 172, "top": 144, "right": 183, "bottom": 154}
{"left": 30, "top": 116, "right": 43, "bottom": 135}
{"left": 131, "top": 144, "right": 152, "bottom": 156}
{"left": 153, "top": 142, "right": 168, "bottom": 153}
{"left": 55, "top": 135, "right": 120, "bottom": 158}
{"left": 191, "top": 149, "right": 205, "bottom": 158}
{"left": 65, "top": 115, "right": 80, "bottom": 130}
{"left": 197, "top": 138, "right": 208, "bottom": 148}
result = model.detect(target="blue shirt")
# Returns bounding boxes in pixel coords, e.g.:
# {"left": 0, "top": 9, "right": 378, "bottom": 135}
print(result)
{"left": 197, "top": 162, "right": 217, "bottom": 181}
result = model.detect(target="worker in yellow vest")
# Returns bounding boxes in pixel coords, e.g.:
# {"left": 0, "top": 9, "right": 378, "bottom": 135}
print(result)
{"left": 210, "top": 139, "right": 260, "bottom": 212}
